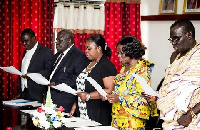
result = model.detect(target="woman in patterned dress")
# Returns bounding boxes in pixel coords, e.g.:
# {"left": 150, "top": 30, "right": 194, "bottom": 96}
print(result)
{"left": 107, "top": 36, "right": 158, "bottom": 130}
{"left": 69, "top": 34, "right": 117, "bottom": 126}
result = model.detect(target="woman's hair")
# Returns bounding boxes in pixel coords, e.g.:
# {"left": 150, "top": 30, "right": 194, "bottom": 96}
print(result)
{"left": 116, "top": 36, "right": 145, "bottom": 59}
{"left": 87, "top": 34, "right": 112, "bottom": 59}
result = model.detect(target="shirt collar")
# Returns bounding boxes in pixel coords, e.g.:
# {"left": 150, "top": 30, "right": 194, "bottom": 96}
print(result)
{"left": 62, "top": 44, "right": 74, "bottom": 55}
{"left": 26, "top": 41, "right": 38, "bottom": 52}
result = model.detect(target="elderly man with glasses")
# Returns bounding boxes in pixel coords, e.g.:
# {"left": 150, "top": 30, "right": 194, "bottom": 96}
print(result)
{"left": 145, "top": 19, "right": 200, "bottom": 129}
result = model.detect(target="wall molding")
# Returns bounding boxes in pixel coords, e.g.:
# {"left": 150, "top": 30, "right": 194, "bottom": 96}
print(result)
{"left": 141, "top": 14, "right": 200, "bottom": 21}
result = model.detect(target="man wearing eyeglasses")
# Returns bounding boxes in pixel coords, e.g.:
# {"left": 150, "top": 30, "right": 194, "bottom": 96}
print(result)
{"left": 17, "top": 28, "right": 53, "bottom": 103}
{"left": 144, "top": 19, "right": 200, "bottom": 129}
{"left": 156, "top": 19, "right": 200, "bottom": 129}
{"left": 48, "top": 29, "right": 89, "bottom": 113}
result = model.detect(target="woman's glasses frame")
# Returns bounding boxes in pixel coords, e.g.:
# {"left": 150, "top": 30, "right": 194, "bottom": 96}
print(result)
{"left": 116, "top": 51, "right": 124, "bottom": 55}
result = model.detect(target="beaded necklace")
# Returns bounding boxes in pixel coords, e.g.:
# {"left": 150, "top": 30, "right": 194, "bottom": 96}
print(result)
{"left": 86, "top": 55, "right": 102, "bottom": 72}
{"left": 86, "top": 62, "right": 98, "bottom": 70}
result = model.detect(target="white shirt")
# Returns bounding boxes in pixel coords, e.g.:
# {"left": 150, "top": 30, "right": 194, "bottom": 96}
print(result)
{"left": 21, "top": 42, "right": 38, "bottom": 91}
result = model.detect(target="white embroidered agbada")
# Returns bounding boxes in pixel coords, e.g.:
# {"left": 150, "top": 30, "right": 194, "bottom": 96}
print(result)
{"left": 158, "top": 44, "right": 200, "bottom": 130}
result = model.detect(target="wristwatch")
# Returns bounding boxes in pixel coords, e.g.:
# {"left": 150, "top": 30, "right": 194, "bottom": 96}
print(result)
{"left": 86, "top": 93, "right": 91, "bottom": 101}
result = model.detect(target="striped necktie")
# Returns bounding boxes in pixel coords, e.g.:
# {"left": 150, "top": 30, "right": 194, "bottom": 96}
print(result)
{"left": 51, "top": 52, "right": 64, "bottom": 72}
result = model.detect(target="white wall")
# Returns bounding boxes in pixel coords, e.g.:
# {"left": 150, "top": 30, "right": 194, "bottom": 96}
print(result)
{"left": 140, "top": 0, "right": 200, "bottom": 90}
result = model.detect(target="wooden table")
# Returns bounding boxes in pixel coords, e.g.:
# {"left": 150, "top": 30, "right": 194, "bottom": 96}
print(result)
{"left": 0, "top": 102, "right": 41, "bottom": 130}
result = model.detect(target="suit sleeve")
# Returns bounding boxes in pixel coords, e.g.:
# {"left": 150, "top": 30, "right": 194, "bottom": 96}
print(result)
{"left": 71, "top": 54, "right": 89, "bottom": 89}
{"left": 38, "top": 48, "right": 53, "bottom": 79}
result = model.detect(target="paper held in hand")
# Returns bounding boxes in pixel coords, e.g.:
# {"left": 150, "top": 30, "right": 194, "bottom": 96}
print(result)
{"left": 27, "top": 74, "right": 77, "bottom": 95}
{"left": 27, "top": 73, "right": 50, "bottom": 85}
{"left": 51, "top": 83, "right": 77, "bottom": 95}
{"left": 86, "top": 77, "right": 107, "bottom": 99}
{"left": 0, "top": 66, "right": 77, "bottom": 95}
{"left": 0, "top": 66, "right": 50, "bottom": 85}
{"left": 0, "top": 66, "right": 22, "bottom": 75}
{"left": 132, "top": 74, "right": 162, "bottom": 98}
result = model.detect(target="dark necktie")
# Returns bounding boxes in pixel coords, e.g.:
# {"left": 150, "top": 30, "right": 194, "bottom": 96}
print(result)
{"left": 51, "top": 52, "right": 64, "bottom": 72}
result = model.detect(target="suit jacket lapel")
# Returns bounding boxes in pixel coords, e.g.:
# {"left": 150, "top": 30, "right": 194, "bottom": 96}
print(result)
{"left": 54, "top": 46, "right": 75, "bottom": 74}
{"left": 27, "top": 44, "right": 41, "bottom": 71}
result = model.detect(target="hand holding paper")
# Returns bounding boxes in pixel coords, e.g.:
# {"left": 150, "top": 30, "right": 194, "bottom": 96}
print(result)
{"left": 86, "top": 77, "right": 107, "bottom": 98}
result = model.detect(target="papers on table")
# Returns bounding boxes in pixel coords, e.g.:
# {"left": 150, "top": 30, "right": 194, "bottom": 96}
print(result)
{"left": 3, "top": 99, "right": 35, "bottom": 105}
{"left": 63, "top": 117, "right": 101, "bottom": 128}
{"left": 3, "top": 99, "right": 42, "bottom": 107}
{"left": 20, "top": 109, "right": 69, "bottom": 116}
{"left": 64, "top": 117, "right": 89, "bottom": 122}
{"left": 132, "top": 74, "right": 162, "bottom": 98}
{"left": 0, "top": 66, "right": 22, "bottom": 75}
{"left": 75, "top": 126, "right": 117, "bottom": 130}
{"left": 20, "top": 109, "right": 36, "bottom": 115}
{"left": 86, "top": 77, "right": 107, "bottom": 98}
{"left": 51, "top": 83, "right": 77, "bottom": 95}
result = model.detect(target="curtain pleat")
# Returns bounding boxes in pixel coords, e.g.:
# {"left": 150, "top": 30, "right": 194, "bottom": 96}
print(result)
{"left": 104, "top": 2, "right": 141, "bottom": 72}
{"left": 0, "top": 0, "right": 54, "bottom": 101}
{"left": 106, "top": 0, "right": 140, "bottom": 4}
{"left": 53, "top": 2, "right": 141, "bottom": 73}
{"left": 53, "top": 3, "right": 105, "bottom": 34}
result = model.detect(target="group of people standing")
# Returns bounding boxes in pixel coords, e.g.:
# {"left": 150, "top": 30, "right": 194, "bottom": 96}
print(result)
{"left": 16, "top": 18, "right": 200, "bottom": 130}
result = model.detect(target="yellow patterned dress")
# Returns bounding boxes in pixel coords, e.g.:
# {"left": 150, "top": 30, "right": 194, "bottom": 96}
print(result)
{"left": 111, "top": 58, "right": 158, "bottom": 130}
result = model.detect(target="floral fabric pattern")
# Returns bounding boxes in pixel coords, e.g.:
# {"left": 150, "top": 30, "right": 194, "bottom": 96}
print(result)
{"left": 111, "top": 58, "right": 158, "bottom": 129}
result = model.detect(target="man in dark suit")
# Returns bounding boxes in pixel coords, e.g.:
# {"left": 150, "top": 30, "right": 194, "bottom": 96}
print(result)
{"left": 17, "top": 28, "right": 53, "bottom": 103}
{"left": 49, "top": 29, "right": 89, "bottom": 113}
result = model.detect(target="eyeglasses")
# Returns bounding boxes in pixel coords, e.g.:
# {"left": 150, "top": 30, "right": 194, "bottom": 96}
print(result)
{"left": 168, "top": 36, "right": 182, "bottom": 43}
{"left": 116, "top": 51, "right": 124, "bottom": 55}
